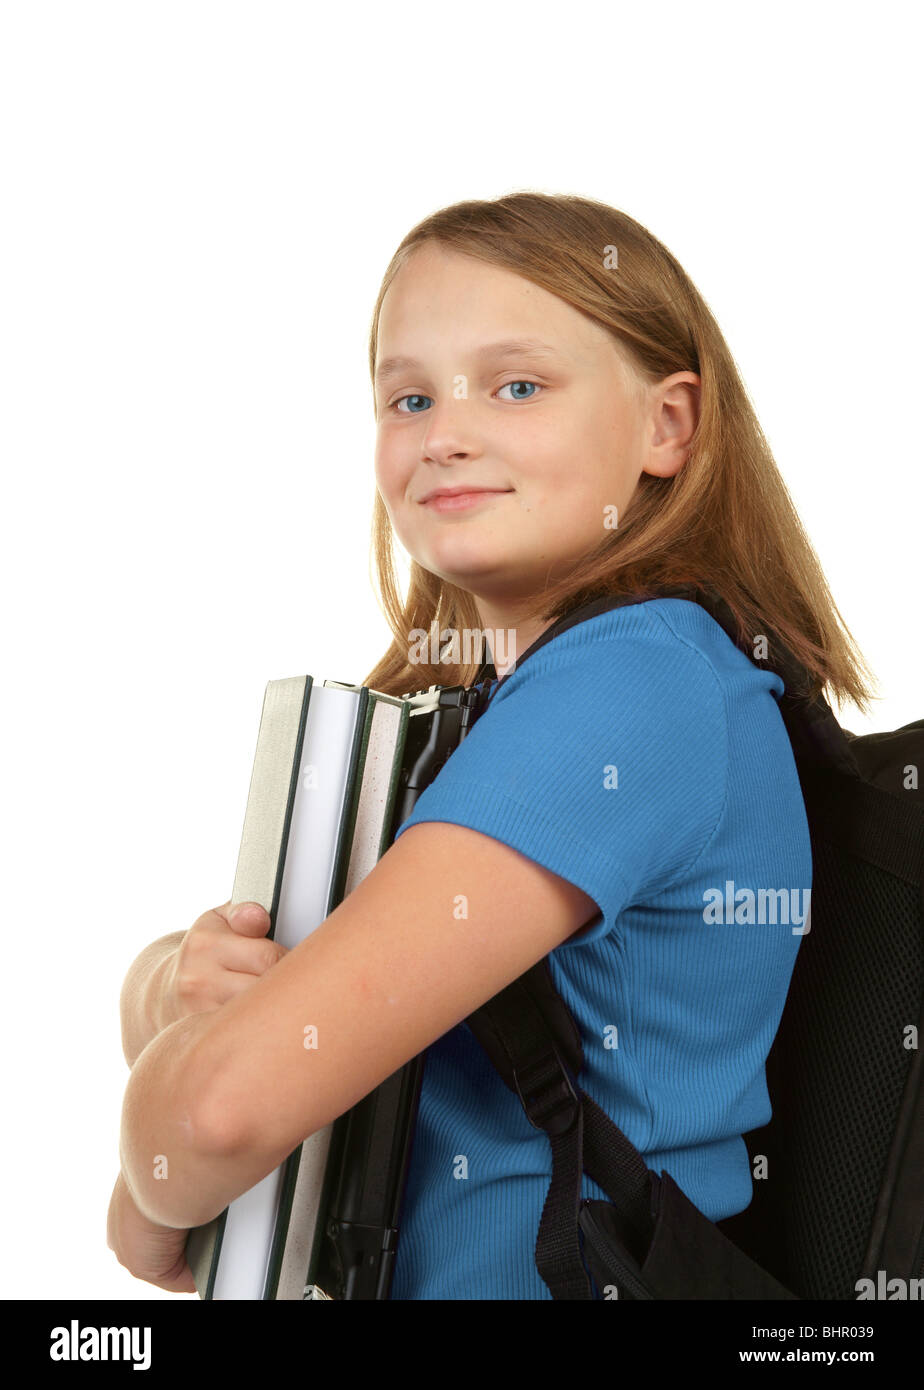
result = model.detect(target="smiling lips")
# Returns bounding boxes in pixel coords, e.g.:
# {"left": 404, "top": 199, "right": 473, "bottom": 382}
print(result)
{"left": 420, "top": 488, "right": 513, "bottom": 513}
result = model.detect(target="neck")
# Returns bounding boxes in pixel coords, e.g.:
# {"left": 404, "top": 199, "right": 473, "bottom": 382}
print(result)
{"left": 475, "top": 601, "right": 557, "bottom": 678}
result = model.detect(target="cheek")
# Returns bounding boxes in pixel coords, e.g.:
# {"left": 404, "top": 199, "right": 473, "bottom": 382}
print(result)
{"left": 373, "top": 443, "right": 404, "bottom": 504}
{"left": 372, "top": 437, "right": 388, "bottom": 485}
{"left": 536, "top": 483, "right": 607, "bottom": 544}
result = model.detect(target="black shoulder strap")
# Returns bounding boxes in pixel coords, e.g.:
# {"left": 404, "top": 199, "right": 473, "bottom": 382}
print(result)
{"left": 464, "top": 584, "right": 831, "bottom": 1298}
{"left": 464, "top": 956, "right": 656, "bottom": 1298}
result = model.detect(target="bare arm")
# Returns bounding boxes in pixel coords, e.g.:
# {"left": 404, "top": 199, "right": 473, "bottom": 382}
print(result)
{"left": 119, "top": 932, "right": 187, "bottom": 1068}
{"left": 119, "top": 823, "right": 600, "bottom": 1230}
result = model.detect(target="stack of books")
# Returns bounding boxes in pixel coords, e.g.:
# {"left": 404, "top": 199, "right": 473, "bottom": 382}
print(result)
{"left": 184, "top": 671, "right": 491, "bottom": 1299}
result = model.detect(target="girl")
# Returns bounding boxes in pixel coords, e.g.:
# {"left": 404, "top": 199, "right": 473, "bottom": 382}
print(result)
{"left": 109, "top": 192, "right": 876, "bottom": 1300}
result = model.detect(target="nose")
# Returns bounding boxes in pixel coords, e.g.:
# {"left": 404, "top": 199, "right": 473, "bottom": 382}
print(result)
{"left": 416, "top": 398, "right": 482, "bottom": 465}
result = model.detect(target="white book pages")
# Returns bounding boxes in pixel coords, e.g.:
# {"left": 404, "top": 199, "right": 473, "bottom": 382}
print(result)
{"left": 279, "top": 692, "right": 404, "bottom": 1298}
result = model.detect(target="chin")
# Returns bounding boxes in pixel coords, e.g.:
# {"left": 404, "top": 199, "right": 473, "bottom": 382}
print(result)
{"left": 417, "top": 543, "right": 507, "bottom": 583}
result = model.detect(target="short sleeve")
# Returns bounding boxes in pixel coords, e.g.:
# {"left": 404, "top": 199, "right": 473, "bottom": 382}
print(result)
{"left": 392, "top": 610, "right": 729, "bottom": 948}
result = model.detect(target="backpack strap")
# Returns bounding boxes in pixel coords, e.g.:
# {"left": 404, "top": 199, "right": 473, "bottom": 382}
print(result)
{"left": 464, "top": 957, "right": 656, "bottom": 1299}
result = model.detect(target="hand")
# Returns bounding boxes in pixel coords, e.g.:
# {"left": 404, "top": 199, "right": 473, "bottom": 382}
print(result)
{"left": 107, "top": 1170, "right": 197, "bottom": 1294}
{"left": 162, "top": 900, "right": 288, "bottom": 1026}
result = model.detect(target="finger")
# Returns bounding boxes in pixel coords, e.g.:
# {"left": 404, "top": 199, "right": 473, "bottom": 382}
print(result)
{"left": 213, "top": 901, "right": 272, "bottom": 936}
{"left": 213, "top": 964, "right": 286, "bottom": 997}
{"left": 212, "top": 931, "right": 289, "bottom": 977}
{"left": 153, "top": 1255, "right": 199, "bottom": 1295}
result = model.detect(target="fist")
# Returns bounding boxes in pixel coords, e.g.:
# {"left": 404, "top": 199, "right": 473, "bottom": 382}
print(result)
{"left": 164, "top": 901, "right": 289, "bottom": 1024}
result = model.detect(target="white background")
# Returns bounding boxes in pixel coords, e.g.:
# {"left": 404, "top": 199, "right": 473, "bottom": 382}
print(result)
{"left": 1, "top": 2, "right": 920, "bottom": 1300}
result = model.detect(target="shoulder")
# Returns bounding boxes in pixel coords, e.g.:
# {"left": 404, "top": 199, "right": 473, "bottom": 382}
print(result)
{"left": 394, "top": 599, "right": 738, "bottom": 930}
{"left": 496, "top": 597, "right": 754, "bottom": 703}
{"left": 476, "top": 598, "right": 738, "bottom": 759}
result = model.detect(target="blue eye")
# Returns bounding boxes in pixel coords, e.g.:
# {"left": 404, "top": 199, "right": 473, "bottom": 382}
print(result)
{"left": 391, "top": 381, "right": 542, "bottom": 414}
{"left": 499, "top": 381, "right": 540, "bottom": 402}
{"left": 394, "top": 394, "right": 432, "bottom": 414}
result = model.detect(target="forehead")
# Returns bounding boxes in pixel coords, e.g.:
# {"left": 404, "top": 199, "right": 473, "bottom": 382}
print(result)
{"left": 375, "top": 244, "right": 621, "bottom": 381}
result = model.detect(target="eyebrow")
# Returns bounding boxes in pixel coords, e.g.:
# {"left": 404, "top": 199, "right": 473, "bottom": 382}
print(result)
{"left": 374, "top": 338, "right": 562, "bottom": 387}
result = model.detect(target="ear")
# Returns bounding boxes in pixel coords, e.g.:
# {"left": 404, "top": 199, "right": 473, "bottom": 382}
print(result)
{"left": 641, "top": 372, "right": 701, "bottom": 479}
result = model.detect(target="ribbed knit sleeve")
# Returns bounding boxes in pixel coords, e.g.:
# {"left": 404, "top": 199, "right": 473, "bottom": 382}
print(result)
{"left": 394, "top": 603, "right": 728, "bottom": 948}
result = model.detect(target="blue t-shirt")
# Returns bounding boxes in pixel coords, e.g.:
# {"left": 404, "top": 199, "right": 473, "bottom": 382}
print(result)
{"left": 387, "top": 597, "right": 812, "bottom": 1300}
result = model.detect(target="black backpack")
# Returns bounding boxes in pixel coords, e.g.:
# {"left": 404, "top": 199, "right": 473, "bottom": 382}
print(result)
{"left": 463, "top": 585, "right": 924, "bottom": 1300}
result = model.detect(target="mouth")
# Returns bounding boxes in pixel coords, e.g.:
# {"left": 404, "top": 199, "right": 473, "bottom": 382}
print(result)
{"left": 420, "top": 488, "right": 514, "bottom": 513}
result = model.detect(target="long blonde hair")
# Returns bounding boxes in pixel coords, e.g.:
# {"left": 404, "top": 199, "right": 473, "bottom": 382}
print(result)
{"left": 361, "top": 192, "right": 877, "bottom": 715}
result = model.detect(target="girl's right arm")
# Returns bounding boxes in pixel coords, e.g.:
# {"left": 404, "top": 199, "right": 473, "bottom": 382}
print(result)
{"left": 119, "top": 903, "right": 288, "bottom": 1068}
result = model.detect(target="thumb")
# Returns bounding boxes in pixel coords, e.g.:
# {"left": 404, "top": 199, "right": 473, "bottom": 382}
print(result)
{"left": 226, "top": 901, "right": 272, "bottom": 935}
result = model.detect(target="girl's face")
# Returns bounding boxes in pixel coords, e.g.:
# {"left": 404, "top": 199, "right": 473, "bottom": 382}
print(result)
{"left": 373, "top": 242, "right": 698, "bottom": 620}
